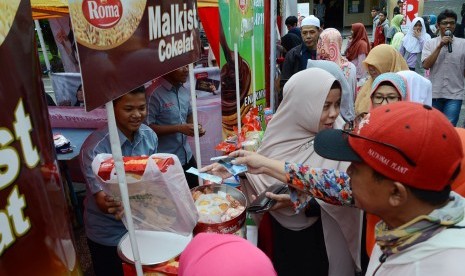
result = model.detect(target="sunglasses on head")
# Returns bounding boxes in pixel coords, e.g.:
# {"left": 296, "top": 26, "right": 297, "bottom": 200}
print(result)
{"left": 342, "top": 130, "right": 417, "bottom": 166}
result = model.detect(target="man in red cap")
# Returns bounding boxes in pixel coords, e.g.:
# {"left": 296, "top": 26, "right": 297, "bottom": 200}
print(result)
{"left": 313, "top": 101, "right": 465, "bottom": 274}
{"left": 214, "top": 102, "right": 465, "bottom": 274}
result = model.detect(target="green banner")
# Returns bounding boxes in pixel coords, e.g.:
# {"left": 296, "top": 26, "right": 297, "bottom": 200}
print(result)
{"left": 219, "top": 0, "right": 266, "bottom": 138}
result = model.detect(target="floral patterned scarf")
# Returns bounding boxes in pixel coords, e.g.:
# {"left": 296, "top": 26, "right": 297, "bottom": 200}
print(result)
{"left": 375, "top": 195, "right": 465, "bottom": 258}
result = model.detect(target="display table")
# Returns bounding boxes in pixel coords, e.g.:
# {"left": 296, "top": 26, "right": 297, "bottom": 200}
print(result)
{"left": 53, "top": 128, "right": 94, "bottom": 226}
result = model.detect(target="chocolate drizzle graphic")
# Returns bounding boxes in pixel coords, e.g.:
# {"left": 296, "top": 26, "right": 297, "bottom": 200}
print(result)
{"left": 219, "top": 19, "right": 251, "bottom": 133}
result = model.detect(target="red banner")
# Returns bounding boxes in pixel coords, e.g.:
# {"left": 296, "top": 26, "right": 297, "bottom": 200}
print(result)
{"left": 0, "top": 0, "right": 79, "bottom": 274}
{"left": 69, "top": 0, "right": 202, "bottom": 111}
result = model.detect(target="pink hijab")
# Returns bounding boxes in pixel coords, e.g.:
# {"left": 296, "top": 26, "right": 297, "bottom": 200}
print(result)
{"left": 178, "top": 233, "right": 276, "bottom": 276}
{"left": 317, "top": 28, "right": 351, "bottom": 71}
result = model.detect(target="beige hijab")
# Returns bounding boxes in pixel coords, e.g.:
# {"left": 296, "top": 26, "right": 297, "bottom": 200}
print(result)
{"left": 243, "top": 68, "right": 344, "bottom": 229}
{"left": 242, "top": 68, "right": 362, "bottom": 274}
{"left": 354, "top": 44, "right": 409, "bottom": 115}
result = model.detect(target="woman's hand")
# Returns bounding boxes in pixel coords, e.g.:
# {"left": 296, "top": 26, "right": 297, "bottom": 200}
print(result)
{"left": 250, "top": 191, "right": 293, "bottom": 211}
{"left": 200, "top": 162, "right": 232, "bottom": 180}
{"left": 229, "top": 150, "right": 269, "bottom": 174}
{"left": 265, "top": 192, "right": 293, "bottom": 210}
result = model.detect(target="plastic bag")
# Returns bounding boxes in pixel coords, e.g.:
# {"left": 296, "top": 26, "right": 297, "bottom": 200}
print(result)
{"left": 92, "top": 153, "right": 198, "bottom": 236}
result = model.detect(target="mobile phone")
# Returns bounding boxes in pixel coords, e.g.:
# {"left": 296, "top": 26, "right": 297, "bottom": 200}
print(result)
{"left": 247, "top": 184, "right": 289, "bottom": 213}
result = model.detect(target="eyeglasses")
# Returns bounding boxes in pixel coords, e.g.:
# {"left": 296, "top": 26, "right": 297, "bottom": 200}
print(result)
{"left": 371, "top": 95, "right": 401, "bottom": 105}
{"left": 440, "top": 21, "right": 456, "bottom": 26}
{"left": 342, "top": 130, "right": 417, "bottom": 166}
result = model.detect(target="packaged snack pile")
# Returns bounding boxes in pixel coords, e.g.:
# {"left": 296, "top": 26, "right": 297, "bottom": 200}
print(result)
{"left": 192, "top": 186, "right": 245, "bottom": 224}
{"left": 215, "top": 107, "right": 270, "bottom": 154}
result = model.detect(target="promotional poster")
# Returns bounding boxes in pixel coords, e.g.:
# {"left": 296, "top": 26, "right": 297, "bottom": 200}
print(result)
{"left": 219, "top": 0, "right": 266, "bottom": 138}
{"left": 68, "top": 0, "right": 203, "bottom": 111}
{"left": 0, "top": 0, "right": 79, "bottom": 274}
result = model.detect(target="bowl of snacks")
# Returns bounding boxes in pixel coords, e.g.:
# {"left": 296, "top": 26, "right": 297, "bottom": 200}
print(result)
{"left": 191, "top": 184, "right": 247, "bottom": 236}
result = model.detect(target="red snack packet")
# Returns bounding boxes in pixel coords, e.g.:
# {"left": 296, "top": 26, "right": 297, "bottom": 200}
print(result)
{"left": 98, "top": 156, "right": 175, "bottom": 181}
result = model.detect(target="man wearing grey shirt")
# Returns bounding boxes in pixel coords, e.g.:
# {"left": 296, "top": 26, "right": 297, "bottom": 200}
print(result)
{"left": 147, "top": 66, "right": 205, "bottom": 188}
{"left": 422, "top": 9, "right": 465, "bottom": 126}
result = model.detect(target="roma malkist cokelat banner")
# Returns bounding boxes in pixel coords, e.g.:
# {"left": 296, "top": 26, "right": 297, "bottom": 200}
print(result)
{"left": 0, "top": 0, "right": 80, "bottom": 274}
{"left": 219, "top": 0, "right": 266, "bottom": 138}
{"left": 68, "top": 0, "right": 202, "bottom": 111}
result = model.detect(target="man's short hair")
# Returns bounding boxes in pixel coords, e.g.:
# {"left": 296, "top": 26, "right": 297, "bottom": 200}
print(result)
{"left": 437, "top": 9, "right": 457, "bottom": 24}
{"left": 285, "top": 16, "right": 298, "bottom": 27}
{"left": 397, "top": 0, "right": 403, "bottom": 4}
{"left": 379, "top": 11, "right": 387, "bottom": 17}
{"left": 113, "top": 85, "right": 146, "bottom": 104}
{"left": 372, "top": 7, "right": 380, "bottom": 12}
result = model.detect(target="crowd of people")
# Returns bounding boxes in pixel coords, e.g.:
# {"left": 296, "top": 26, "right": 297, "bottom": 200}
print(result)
{"left": 202, "top": 7, "right": 465, "bottom": 276}
{"left": 279, "top": 8, "right": 465, "bottom": 128}
{"left": 76, "top": 5, "right": 465, "bottom": 276}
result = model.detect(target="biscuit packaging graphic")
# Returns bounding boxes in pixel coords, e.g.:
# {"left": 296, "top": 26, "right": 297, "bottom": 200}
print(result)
{"left": 0, "top": 0, "right": 20, "bottom": 46}
{"left": 70, "top": 0, "right": 146, "bottom": 50}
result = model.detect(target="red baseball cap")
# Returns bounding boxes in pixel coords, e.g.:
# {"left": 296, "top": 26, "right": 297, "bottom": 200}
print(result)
{"left": 315, "top": 102, "right": 463, "bottom": 191}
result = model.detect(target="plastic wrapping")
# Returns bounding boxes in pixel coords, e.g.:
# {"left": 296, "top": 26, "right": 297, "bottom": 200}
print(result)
{"left": 92, "top": 153, "right": 199, "bottom": 236}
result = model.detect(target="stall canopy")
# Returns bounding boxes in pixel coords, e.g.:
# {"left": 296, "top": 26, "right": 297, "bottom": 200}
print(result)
{"left": 31, "top": 0, "right": 69, "bottom": 20}
{"left": 30, "top": 0, "right": 221, "bottom": 64}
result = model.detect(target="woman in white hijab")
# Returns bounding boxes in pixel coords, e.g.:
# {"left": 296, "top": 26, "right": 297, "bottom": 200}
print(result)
{"left": 396, "top": 70, "right": 432, "bottom": 106}
{"left": 203, "top": 68, "right": 362, "bottom": 276}
{"left": 399, "top": 17, "right": 431, "bottom": 73}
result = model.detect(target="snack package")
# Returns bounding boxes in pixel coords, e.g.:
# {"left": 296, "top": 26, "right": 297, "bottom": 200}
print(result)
{"left": 97, "top": 156, "right": 175, "bottom": 181}
{"left": 92, "top": 153, "right": 198, "bottom": 236}
{"left": 53, "top": 134, "right": 73, "bottom": 154}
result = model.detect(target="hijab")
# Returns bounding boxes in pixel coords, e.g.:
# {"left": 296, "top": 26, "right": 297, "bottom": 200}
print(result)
{"left": 422, "top": 16, "right": 436, "bottom": 38}
{"left": 243, "top": 67, "right": 362, "bottom": 272}
{"left": 429, "top": 14, "right": 437, "bottom": 25}
{"left": 307, "top": 59, "right": 355, "bottom": 122}
{"left": 390, "top": 31, "right": 405, "bottom": 51}
{"left": 243, "top": 68, "right": 346, "bottom": 230}
{"left": 317, "top": 28, "right": 350, "bottom": 70}
{"left": 178, "top": 233, "right": 277, "bottom": 276}
{"left": 396, "top": 70, "right": 432, "bottom": 105}
{"left": 402, "top": 17, "right": 431, "bottom": 53}
{"left": 369, "top": 72, "right": 409, "bottom": 109}
{"left": 391, "top": 14, "right": 404, "bottom": 32}
{"left": 345, "top": 23, "right": 371, "bottom": 61}
{"left": 354, "top": 44, "right": 409, "bottom": 115}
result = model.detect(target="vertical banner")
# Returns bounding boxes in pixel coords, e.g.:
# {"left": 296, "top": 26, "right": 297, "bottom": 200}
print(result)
{"left": 390, "top": 0, "right": 424, "bottom": 32}
{"left": 0, "top": 0, "right": 79, "bottom": 275}
{"left": 49, "top": 16, "right": 80, "bottom": 73}
{"left": 68, "top": 0, "right": 202, "bottom": 111}
{"left": 219, "top": 0, "right": 266, "bottom": 138}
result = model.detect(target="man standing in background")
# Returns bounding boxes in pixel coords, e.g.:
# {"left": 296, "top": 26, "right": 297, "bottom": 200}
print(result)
{"left": 393, "top": 0, "right": 403, "bottom": 16}
{"left": 147, "top": 66, "right": 205, "bottom": 188}
{"left": 422, "top": 9, "right": 465, "bottom": 126}
{"left": 374, "top": 10, "right": 390, "bottom": 46}
{"left": 371, "top": 7, "right": 380, "bottom": 46}
{"left": 284, "top": 16, "right": 301, "bottom": 38}
{"left": 282, "top": 15, "right": 321, "bottom": 80}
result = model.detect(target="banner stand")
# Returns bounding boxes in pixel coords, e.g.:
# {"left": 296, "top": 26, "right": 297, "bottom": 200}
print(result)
{"left": 270, "top": 0, "right": 276, "bottom": 111}
{"left": 34, "top": 20, "right": 51, "bottom": 76}
{"left": 106, "top": 102, "right": 143, "bottom": 276}
{"left": 234, "top": 43, "right": 241, "bottom": 134}
{"left": 189, "top": 63, "right": 203, "bottom": 186}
